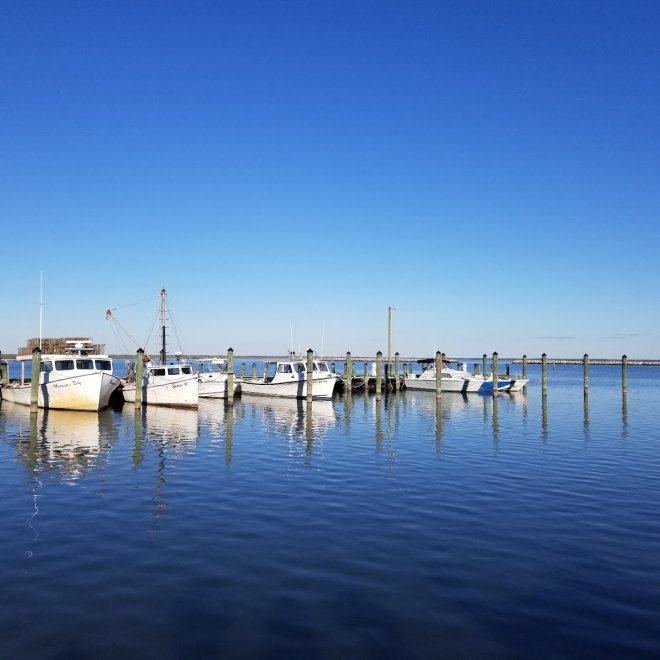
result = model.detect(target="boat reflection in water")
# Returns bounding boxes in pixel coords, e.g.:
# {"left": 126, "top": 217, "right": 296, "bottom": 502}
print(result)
{"left": 1, "top": 401, "right": 111, "bottom": 480}
{"left": 122, "top": 402, "right": 199, "bottom": 448}
{"left": 242, "top": 396, "right": 337, "bottom": 446}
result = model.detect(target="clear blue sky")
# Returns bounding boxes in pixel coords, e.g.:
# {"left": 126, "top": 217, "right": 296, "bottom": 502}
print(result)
{"left": 2, "top": 0, "right": 659, "bottom": 358}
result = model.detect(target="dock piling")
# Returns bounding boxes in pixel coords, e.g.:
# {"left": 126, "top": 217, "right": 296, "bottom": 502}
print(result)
{"left": 542, "top": 353, "right": 548, "bottom": 397}
{"left": 135, "top": 348, "right": 144, "bottom": 409}
{"left": 583, "top": 354, "right": 589, "bottom": 397}
{"left": 435, "top": 351, "right": 442, "bottom": 400}
{"left": 227, "top": 348, "right": 234, "bottom": 404}
{"left": 345, "top": 352, "right": 352, "bottom": 395}
{"left": 376, "top": 351, "right": 382, "bottom": 400}
{"left": 492, "top": 352, "right": 498, "bottom": 397}
{"left": 30, "top": 346, "right": 41, "bottom": 413}
{"left": 622, "top": 354, "right": 628, "bottom": 393}
{"left": 306, "top": 348, "right": 313, "bottom": 403}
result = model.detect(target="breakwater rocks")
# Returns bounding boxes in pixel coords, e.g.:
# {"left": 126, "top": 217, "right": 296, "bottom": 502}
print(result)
{"left": 511, "top": 358, "right": 660, "bottom": 366}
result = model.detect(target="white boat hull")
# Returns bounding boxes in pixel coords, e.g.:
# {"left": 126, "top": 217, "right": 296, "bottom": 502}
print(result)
{"left": 198, "top": 374, "right": 241, "bottom": 399}
{"left": 404, "top": 373, "right": 483, "bottom": 393}
{"left": 1, "top": 372, "right": 120, "bottom": 411}
{"left": 121, "top": 374, "right": 199, "bottom": 408}
{"left": 241, "top": 375, "right": 337, "bottom": 400}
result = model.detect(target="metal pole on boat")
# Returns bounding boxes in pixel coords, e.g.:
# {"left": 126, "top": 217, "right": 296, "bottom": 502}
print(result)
{"left": 135, "top": 348, "right": 144, "bottom": 409}
{"left": 622, "top": 354, "right": 628, "bottom": 393}
{"left": 345, "top": 352, "right": 352, "bottom": 395}
{"left": 541, "top": 353, "right": 548, "bottom": 397}
{"left": 30, "top": 346, "right": 41, "bottom": 413}
{"left": 435, "top": 351, "right": 442, "bottom": 400}
{"left": 492, "top": 352, "right": 498, "bottom": 397}
{"left": 160, "top": 289, "right": 167, "bottom": 365}
{"left": 306, "top": 348, "right": 314, "bottom": 403}
{"left": 376, "top": 351, "right": 382, "bottom": 400}
{"left": 583, "top": 353, "right": 589, "bottom": 398}
{"left": 394, "top": 352, "right": 400, "bottom": 391}
{"left": 522, "top": 355, "right": 528, "bottom": 381}
{"left": 227, "top": 348, "right": 234, "bottom": 404}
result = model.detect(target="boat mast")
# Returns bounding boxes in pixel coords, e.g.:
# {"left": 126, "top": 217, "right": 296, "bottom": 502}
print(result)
{"left": 160, "top": 288, "right": 167, "bottom": 365}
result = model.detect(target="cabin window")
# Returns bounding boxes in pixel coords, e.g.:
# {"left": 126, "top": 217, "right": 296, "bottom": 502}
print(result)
{"left": 295, "top": 363, "right": 306, "bottom": 373}
{"left": 95, "top": 360, "right": 112, "bottom": 370}
{"left": 181, "top": 366, "right": 192, "bottom": 375}
{"left": 76, "top": 359, "right": 94, "bottom": 370}
{"left": 41, "top": 361, "right": 53, "bottom": 372}
{"left": 153, "top": 368, "right": 166, "bottom": 376}
{"left": 277, "top": 364, "right": 293, "bottom": 373}
{"left": 55, "top": 360, "right": 75, "bottom": 371}
{"left": 168, "top": 367, "right": 181, "bottom": 375}
{"left": 312, "top": 363, "right": 319, "bottom": 371}
{"left": 317, "top": 363, "right": 329, "bottom": 372}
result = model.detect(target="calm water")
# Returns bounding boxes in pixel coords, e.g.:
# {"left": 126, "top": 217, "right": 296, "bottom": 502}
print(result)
{"left": 1, "top": 365, "right": 659, "bottom": 659}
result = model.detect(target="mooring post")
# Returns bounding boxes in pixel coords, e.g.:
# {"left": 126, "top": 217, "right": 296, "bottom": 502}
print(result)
{"left": 240, "top": 362, "right": 246, "bottom": 378}
{"left": 30, "top": 346, "right": 41, "bottom": 413}
{"left": 435, "top": 350, "right": 442, "bottom": 400}
{"left": 135, "top": 348, "right": 144, "bottom": 409}
{"left": 394, "top": 352, "right": 400, "bottom": 391}
{"left": 227, "top": 347, "right": 234, "bottom": 404}
{"left": 345, "top": 351, "right": 352, "bottom": 395}
{"left": 473, "top": 363, "right": 480, "bottom": 376}
{"left": 0, "top": 351, "right": 6, "bottom": 382}
{"left": 622, "top": 354, "right": 628, "bottom": 393}
{"left": 542, "top": 353, "right": 548, "bottom": 397}
{"left": 306, "top": 348, "right": 313, "bottom": 403}
{"left": 583, "top": 353, "right": 589, "bottom": 398}
{"left": 252, "top": 362, "right": 257, "bottom": 379}
{"left": 522, "top": 355, "right": 528, "bottom": 381}
{"left": 376, "top": 351, "right": 382, "bottom": 400}
{"left": 482, "top": 353, "right": 487, "bottom": 379}
{"left": 492, "top": 352, "right": 499, "bottom": 397}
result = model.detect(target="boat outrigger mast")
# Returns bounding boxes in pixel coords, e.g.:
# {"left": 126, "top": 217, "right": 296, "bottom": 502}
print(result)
{"left": 159, "top": 288, "right": 167, "bottom": 365}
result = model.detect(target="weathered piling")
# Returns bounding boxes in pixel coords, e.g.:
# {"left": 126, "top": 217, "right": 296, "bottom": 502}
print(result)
{"left": 435, "top": 351, "right": 442, "bottom": 400}
{"left": 364, "top": 362, "right": 369, "bottom": 390}
{"left": 240, "top": 362, "right": 246, "bottom": 378}
{"left": 473, "top": 363, "right": 480, "bottom": 376}
{"left": 30, "top": 346, "right": 41, "bottom": 413}
{"left": 0, "top": 351, "right": 7, "bottom": 382}
{"left": 482, "top": 354, "right": 487, "bottom": 379}
{"left": 345, "top": 352, "right": 352, "bottom": 395}
{"left": 583, "top": 354, "right": 589, "bottom": 397}
{"left": 492, "top": 352, "right": 498, "bottom": 397}
{"left": 376, "top": 351, "right": 382, "bottom": 400}
{"left": 227, "top": 347, "right": 234, "bottom": 404}
{"left": 252, "top": 362, "right": 257, "bottom": 379}
{"left": 541, "top": 353, "right": 548, "bottom": 397}
{"left": 394, "top": 352, "right": 400, "bottom": 391}
{"left": 306, "top": 348, "right": 313, "bottom": 403}
{"left": 522, "top": 355, "right": 528, "bottom": 381}
{"left": 622, "top": 354, "right": 628, "bottom": 393}
{"left": 135, "top": 348, "right": 144, "bottom": 409}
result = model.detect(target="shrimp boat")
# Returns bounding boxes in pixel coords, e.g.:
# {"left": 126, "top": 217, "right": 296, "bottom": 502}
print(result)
{"left": 110, "top": 289, "right": 199, "bottom": 409}
{"left": 0, "top": 340, "right": 120, "bottom": 411}
{"left": 404, "top": 358, "right": 484, "bottom": 393}
{"left": 196, "top": 358, "right": 241, "bottom": 399}
{"left": 240, "top": 352, "right": 339, "bottom": 400}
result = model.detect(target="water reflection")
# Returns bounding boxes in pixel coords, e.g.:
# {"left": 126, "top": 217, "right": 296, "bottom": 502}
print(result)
{"left": 122, "top": 404, "right": 199, "bottom": 449}
{"left": 241, "top": 397, "right": 337, "bottom": 445}
{"left": 1, "top": 402, "right": 111, "bottom": 479}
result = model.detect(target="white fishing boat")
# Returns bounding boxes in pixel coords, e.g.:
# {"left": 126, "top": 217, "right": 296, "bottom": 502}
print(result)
{"left": 196, "top": 358, "right": 240, "bottom": 399}
{"left": 108, "top": 289, "right": 199, "bottom": 409}
{"left": 404, "top": 358, "right": 484, "bottom": 393}
{"left": 240, "top": 352, "right": 339, "bottom": 400}
{"left": 0, "top": 341, "right": 120, "bottom": 411}
{"left": 478, "top": 373, "right": 529, "bottom": 392}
